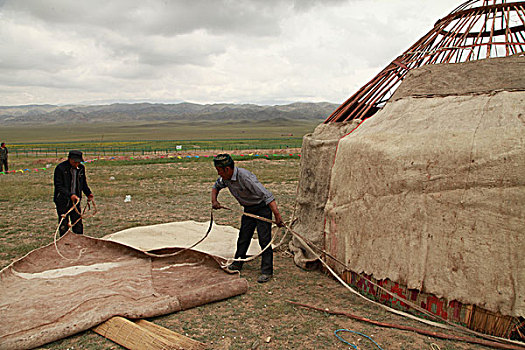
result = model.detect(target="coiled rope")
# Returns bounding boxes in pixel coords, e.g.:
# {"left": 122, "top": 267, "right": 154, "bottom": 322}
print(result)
{"left": 334, "top": 329, "right": 384, "bottom": 350}
{"left": 53, "top": 199, "right": 97, "bottom": 260}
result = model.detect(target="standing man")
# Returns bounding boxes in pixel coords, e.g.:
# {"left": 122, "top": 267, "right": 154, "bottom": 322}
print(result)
{"left": 0, "top": 142, "right": 8, "bottom": 172}
{"left": 211, "top": 154, "right": 284, "bottom": 283}
{"left": 54, "top": 150, "right": 94, "bottom": 236}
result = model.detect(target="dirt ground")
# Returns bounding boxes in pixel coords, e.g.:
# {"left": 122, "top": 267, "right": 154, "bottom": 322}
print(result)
{"left": 0, "top": 155, "right": 501, "bottom": 349}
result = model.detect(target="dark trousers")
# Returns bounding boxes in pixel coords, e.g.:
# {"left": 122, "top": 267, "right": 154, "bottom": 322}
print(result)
{"left": 0, "top": 159, "right": 7, "bottom": 172}
{"left": 56, "top": 203, "right": 83, "bottom": 236}
{"left": 235, "top": 202, "right": 273, "bottom": 275}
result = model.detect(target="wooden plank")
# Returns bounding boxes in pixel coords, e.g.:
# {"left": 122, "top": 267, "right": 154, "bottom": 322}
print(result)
{"left": 135, "top": 319, "right": 206, "bottom": 350}
{"left": 92, "top": 316, "right": 206, "bottom": 350}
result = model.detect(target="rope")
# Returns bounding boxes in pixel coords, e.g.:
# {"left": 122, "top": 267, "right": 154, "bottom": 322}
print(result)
{"left": 141, "top": 211, "right": 215, "bottom": 258}
{"left": 334, "top": 329, "right": 384, "bottom": 350}
{"left": 142, "top": 205, "right": 288, "bottom": 263}
{"left": 216, "top": 206, "right": 452, "bottom": 327}
{"left": 430, "top": 343, "right": 441, "bottom": 350}
{"left": 218, "top": 206, "right": 289, "bottom": 267}
{"left": 54, "top": 202, "right": 213, "bottom": 260}
{"left": 53, "top": 199, "right": 97, "bottom": 260}
{"left": 219, "top": 206, "right": 347, "bottom": 267}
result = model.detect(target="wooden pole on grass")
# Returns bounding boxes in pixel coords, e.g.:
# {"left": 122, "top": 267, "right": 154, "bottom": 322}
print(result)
{"left": 92, "top": 316, "right": 206, "bottom": 350}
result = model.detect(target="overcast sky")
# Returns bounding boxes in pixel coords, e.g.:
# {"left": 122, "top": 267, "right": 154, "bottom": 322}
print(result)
{"left": 0, "top": 0, "right": 461, "bottom": 106}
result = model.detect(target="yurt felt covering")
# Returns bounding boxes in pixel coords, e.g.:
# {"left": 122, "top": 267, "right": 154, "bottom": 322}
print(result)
{"left": 292, "top": 56, "right": 525, "bottom": 318}
{"left": 0, "top": 233, "right": 248, "bottom": 350}
{"left": 289, "top": 120, "right": 361, "bottom": 269}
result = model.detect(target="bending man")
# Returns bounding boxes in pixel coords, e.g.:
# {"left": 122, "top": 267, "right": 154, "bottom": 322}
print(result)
{"left": 211, "top": 154, "right": 284, "bottom": 283}
{"left": 53, "top": 150, "right": 94, "bottom": 236}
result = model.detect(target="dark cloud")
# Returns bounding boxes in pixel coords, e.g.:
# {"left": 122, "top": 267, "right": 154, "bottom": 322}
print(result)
{"left": 3, "top": 0, "right": 297, "bottom": 37}
{"left": 103, "top": 31, "right": 228, "bottom": 68}
{"left": 1, "top": 0, "right": 294, "bottom": 71}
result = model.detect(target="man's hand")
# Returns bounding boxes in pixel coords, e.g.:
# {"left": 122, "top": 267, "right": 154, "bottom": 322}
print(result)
{"left": 70, "top": 194, "right": 80, "bottom": 204}
{"left": 87, "top": 194, "right": 94, "bottom": 202}
{"left": 274, "top": 214, "right": 285, "bottom": 228}
{"left": 211, "top": 188, "right": 222, "bottom": 210}
{"left": 268, "top": 200, "right": 285, "bottom": 227}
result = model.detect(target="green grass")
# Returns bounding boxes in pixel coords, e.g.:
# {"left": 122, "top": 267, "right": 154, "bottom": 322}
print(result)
{"left": 2, "top": 119, "right": 317, "bottom": 160}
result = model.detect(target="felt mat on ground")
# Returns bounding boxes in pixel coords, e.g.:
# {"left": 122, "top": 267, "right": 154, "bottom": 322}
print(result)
{"left": 0, "top": 232, "right": 248, "bottom": 350}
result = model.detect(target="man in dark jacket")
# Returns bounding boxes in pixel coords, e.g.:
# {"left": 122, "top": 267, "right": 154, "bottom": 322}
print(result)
{"left": 0, "top": 142, "right": 8, "bottom": 173}
{"left": 54, "top": 150, "right": 94, "bottom": 236}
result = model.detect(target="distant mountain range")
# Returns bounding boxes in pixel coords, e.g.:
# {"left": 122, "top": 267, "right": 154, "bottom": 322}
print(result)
{"left": 0, "top": 102, "right": 339, "bottom": 125}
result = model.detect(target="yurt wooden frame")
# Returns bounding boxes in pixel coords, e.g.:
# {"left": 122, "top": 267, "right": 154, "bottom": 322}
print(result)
{"left": 325, "top": 0, "right": 525, "bottom": 123}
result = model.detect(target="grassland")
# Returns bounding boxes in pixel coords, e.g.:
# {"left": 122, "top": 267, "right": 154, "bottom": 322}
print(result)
{"left": 2, "top": 119, "right": 316, "bottom": 160}
{"left": 0, "top": 150, "right": 490, "bottom": 350}
{"left": 1, "top": 119, "right": 321, "bottom": 143}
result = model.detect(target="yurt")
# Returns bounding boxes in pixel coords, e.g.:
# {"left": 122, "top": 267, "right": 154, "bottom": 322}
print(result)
{"left": 290, "top": 0, "right": 525, "bottom": 338}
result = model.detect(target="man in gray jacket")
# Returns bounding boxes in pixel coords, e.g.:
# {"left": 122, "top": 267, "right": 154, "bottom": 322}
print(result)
{"left": 211, "top": 154, "right": 284, "bottom": 283}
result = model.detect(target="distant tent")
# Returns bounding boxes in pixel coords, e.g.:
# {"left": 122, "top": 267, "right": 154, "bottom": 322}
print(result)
{"left": 326, "top": 0, "right": 525, "bottom": 123}
{"left": 291, "top": 0, "right": 525, "bottom": 339}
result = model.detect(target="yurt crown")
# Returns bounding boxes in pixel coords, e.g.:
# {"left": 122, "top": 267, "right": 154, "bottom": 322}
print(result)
{"left": 326, "top": 0, "right": 525, "bottom": 123}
